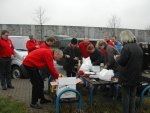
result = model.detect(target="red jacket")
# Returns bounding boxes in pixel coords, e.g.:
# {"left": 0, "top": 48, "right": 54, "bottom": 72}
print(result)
{"left": 0, "top": 38, "right": 14, "bottom": 58}
{"left": 107, "top": 40, "right": 115, "bottom": 47}
{"left": 40, "top": 42, "right": 51, "bottom": 49}
{"left": 23, "top": 48, "right": 59, "bottom": 79}
{"left": 26, "top": 40, "right": 40, "bottom": 53}
{"left": 79, "top": 41, "right": 92, "bottom": 58}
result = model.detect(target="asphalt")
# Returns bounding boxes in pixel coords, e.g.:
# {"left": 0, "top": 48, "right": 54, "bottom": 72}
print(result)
{"left": 0, "top": 64, "right": 66, "bottom": 113}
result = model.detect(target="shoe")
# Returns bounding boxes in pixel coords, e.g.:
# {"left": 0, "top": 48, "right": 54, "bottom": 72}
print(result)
{"left": 7, "top": 85, "right": 14, "bottom": 89}
{"left": 2, "top": 86, "right": 7, "bottom": 90}
{"left": 40, "top": 99, "right": 51, "bottom": 104}
{"left": 30, "top": 103, "right": 42, "bottom": 109}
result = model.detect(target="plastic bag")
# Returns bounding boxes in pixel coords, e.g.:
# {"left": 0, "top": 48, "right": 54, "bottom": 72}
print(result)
{"left": 79, "top": 57, "right": 92, "bottom": 72}
{"left": 97, "top": 69, "right": 114, "bottom": 81}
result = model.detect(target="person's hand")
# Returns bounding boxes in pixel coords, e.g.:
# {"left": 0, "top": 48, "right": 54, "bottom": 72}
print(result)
{"left": 66, "top": 55, "right": 70, "bottom": 58}
{"left": 35, "top": 45, "right": 40, "bottom": 48}
{"left": 74, "top": 57, "right": 78, "bottom": 60}
{"left": 11, "top": 55, "right": 14, "bottom": 59}
{"left": 114, "top": 55, "right": 120, "bottom": 60}
{"left": 59, "top": 73, "right": 64, "bottom": 77}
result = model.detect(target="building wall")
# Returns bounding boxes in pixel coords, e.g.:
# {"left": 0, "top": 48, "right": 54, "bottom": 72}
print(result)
{"left": 0, "top": 24, "right": 150, "bottom": 42}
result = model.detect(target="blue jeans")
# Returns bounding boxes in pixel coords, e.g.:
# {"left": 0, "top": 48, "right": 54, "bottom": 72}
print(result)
{"left": 122, "top": 85, "right": 137, "bottom": 113}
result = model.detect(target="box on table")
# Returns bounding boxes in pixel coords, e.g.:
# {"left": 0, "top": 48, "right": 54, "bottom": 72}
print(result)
{"left": 56, "top": 77, "right": 76, "bottom": 98}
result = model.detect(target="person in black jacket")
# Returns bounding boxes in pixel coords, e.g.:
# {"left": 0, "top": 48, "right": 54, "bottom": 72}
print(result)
{"left": 114, "top": 30, "right": 143, "bottom": 113}
{"left": 87, "top": 44, "right": 103, "bottom": 65}
{"left": 63, "top": 38, "right": 82, "bottom": 77}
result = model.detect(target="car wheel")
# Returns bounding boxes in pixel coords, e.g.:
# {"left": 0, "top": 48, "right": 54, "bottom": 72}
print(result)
{"left": 20, "top": 64, "right": 29, "bottom": 78}
{"left": 12, "top": 66, "right": 21, "bottom": 79}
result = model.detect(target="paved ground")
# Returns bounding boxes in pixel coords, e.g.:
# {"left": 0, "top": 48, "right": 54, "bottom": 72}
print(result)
{"left": 0, "top": 64, "right": 66, "bottom": 113}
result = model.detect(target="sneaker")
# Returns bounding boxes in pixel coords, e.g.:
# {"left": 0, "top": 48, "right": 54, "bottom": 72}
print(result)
{"left": 30, "top": 103, "right": 42, "bottom": 109}
{"left": 7, "top": 85, "right": 14, "bottom": 89}
{"left": 40, "top": 99, "right": 51, "bottom": 104}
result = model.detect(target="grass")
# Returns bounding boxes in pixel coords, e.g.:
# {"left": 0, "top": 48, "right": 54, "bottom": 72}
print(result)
{"left": 0, "top": 96, "right": 27, "bottom": 113}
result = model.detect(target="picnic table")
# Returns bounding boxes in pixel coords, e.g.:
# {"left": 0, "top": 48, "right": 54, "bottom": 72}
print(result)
{"left": 81, "top": 73, "right": 150, "bottom": 106}
{"left": 81, "top": 75, "right": 119, "bottom": 106}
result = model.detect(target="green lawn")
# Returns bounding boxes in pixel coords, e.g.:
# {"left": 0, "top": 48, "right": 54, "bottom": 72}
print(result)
{"left": 0, "top": 96, "right": 27, "bottom": 113}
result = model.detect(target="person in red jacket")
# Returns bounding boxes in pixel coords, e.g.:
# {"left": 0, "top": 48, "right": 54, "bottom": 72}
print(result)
{"left": 79, "top": 38, "right": 92, "bottom": 58}
{"left": 40, "top": 37, "right": 56, "bottom": 49}
{"left": 40, "top": 37, "right": 56, "bottom": 80}
{"left": 101, "top": 35, "right": 115, "bottom": 55}
{"left": 26, "top": 35, "right": 40, "bottom": 53}
{"left": 23, "top": 48, "right": 63, "bottom": 109}
{"left": 103, "top": 35, "right": 114, "bottom": 47}
{"left": 0, "top": 30, "right": 14, "bottom": 90}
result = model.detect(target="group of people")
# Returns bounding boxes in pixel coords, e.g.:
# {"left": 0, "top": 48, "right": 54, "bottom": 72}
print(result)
{"left": 63, "top": 31, "right": 143, "bottom": 113}
{"left": 24, "top": 35, "right": 64, "bottom": 108}
{"left": 0, "top": 31, "right": 64, "bottom": 109}
{"left": 0, "top": 29, "right": 143, "bottom": 113}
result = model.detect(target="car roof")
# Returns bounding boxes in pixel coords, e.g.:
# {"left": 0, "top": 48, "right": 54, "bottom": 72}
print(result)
{"left": 53, "top": 35, "right": 101, "bottom": 41}
{"left": 60, "top": 37, "right": 100, "bottom": 41}
{"left": 9, "top": 36, "right": 29, "bottom": 38}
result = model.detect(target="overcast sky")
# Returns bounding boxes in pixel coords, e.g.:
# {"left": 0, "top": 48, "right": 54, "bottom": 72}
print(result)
{"left": 0, "top": 0, "right": 150, "bottom": 30}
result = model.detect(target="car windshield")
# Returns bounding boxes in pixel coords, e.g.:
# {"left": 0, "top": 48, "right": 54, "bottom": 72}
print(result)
{"left": 9, "top": 36, "right": 29, "bottom": 51}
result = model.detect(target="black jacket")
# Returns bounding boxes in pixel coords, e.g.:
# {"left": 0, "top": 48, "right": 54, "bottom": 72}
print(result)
{"left": 116, "top": 43, "right": 143, "bottom": 86}
{"left": 63, "top": 46, "right": 82, "bottom": 69}
{"left": 90, "top": 49, "right": 102, "bottom": 65}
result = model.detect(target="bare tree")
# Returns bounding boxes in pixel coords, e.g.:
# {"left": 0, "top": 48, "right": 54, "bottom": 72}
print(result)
{"left": 34, "top": 7, "right": 48, "bottom": 41}
{"left": 107, "top": 15, "right": 121, "bottom": 36}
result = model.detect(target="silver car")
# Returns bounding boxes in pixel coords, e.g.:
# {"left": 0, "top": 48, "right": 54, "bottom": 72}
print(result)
{"left": 9, "top": 36, "right": 28, "bottom": 79}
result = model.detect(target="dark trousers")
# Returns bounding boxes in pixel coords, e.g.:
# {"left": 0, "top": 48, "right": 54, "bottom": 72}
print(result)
{"left": 0, "top": 58, "right": 12, "bottom": 87}
{"left": 39, "top": 67, "right": 49, "bottom": 80}
{"left": 122, "top": 85, "right": 137, "bottom": 113}
{"left": 24, "top": 65, "right": 44, "bottom": 104}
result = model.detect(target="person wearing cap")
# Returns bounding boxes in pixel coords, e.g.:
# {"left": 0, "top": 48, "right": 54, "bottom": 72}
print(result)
{"left": 26, "top": 35, "right": 40, "bottom": 53}
{"left": 63, "top": 38, "right": 82, "bottom": 77}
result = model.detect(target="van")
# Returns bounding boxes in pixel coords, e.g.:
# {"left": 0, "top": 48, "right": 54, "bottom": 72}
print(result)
{"left": 9, "top": 36, "right": 28, "bottom": 78}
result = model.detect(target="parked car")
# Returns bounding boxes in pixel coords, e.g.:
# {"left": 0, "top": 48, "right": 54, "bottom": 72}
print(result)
{"left": 9, "top": 36, "right": 29, "bottom": 78}
{"left": 138, "top": 42, "right": 150, "bottom": 72}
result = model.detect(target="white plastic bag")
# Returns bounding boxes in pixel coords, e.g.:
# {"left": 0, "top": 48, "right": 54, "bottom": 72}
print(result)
{"left": 79, "top": 57, "right": 92, "bottom": 72}
{"left": 98, "top": 69, "right": 114, "bottom": 81}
